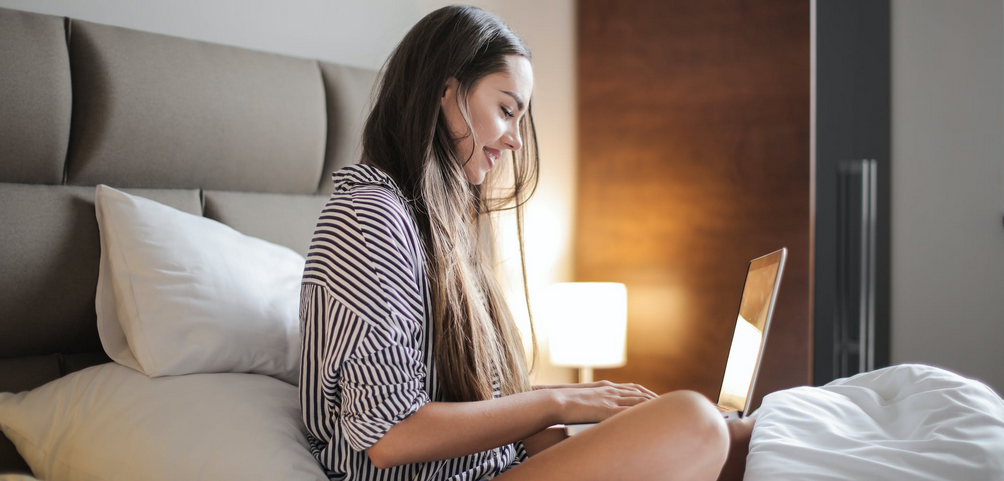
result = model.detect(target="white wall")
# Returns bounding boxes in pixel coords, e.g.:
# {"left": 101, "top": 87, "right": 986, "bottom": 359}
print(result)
{"left": 891, "top": 0, "right": 1004, "bottom": 394}
{"left": 0, "top": 0, "right": 577, "bottom": 384}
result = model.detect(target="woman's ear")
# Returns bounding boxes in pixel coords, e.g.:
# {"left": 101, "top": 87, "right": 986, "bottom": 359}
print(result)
{"left": 441, "top": 77, "right": 460, "bottom": 112}
{"left": 442, "top": 77, "right": 459, "bottom": 99}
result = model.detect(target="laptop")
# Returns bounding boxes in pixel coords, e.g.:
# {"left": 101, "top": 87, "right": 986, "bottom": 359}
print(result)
{"left": 564, "top": 248, "right": 787, "bottom": 435}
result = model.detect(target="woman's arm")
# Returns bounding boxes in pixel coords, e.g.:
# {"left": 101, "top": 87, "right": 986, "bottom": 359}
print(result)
{"left": 367, "top": 389, "right": 561, "bottom": 469}
{"left": 520, "top": 426, "right": 568, "bottom": 457}
{"left": 368, "top": 380, "right": 656, "bottom": 469}
{"left": 535, "top": 381, "right": 658, "bottom": 398}
{"left": 514, "top": 382, "right": 658, "bottom": 456}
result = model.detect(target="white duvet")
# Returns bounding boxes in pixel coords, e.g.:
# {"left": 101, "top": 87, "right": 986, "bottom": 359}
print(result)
{"left": 745, "top": 364, "right": 1004, "bottom": 480}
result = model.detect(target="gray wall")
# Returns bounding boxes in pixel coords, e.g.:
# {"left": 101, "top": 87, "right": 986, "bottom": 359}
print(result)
{"left": 891, "top": 0, "right": 1004, "bottom": 394}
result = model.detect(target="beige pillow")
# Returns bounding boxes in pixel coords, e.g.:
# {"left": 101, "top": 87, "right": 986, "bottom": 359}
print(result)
{"left": 0, "top": 363, "right": 327, "bottom": 481}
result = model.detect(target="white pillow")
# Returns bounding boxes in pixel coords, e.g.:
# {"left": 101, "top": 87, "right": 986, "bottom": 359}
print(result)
{"left": 95, "top": 185, "right": 304, "bottom": 384}
{"left": 0, "top": 363, "right": 327, "bottom": 481}
{"left": 745, "top": 364, "right": 1004, "bottom": 480}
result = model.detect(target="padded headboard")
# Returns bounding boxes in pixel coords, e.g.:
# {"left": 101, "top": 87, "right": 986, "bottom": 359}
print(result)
{"left": 0, "top": 6, "right": 378, "bottom": 472}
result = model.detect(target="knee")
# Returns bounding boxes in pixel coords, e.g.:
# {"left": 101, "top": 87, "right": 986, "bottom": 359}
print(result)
{"left": 654, "top": 390, "right": 730, "bottom": 461}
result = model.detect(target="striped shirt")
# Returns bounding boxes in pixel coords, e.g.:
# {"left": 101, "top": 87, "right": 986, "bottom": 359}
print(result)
{"left": 299, "top": 163, "right": 528, "bottom": 480}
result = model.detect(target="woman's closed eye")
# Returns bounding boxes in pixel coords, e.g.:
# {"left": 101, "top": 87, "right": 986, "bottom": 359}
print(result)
{"left": 501, "top": 105, "right": 514, "bottom": 118}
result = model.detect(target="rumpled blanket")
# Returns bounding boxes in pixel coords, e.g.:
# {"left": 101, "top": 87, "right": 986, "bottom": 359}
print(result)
{"left": 745, "top": 364, "right": 1004, "bottom": 480}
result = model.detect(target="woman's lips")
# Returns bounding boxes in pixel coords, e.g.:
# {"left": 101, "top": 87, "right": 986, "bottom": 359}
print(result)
{"left": 483, "top": 147, "right": 500, "bottom": 168}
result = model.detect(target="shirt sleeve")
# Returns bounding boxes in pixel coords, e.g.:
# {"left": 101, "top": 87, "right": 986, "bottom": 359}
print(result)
{"left": 507, "top": 441, "right": 530, "bottom": 468}
{"left": 300, "top": 184, "right": 432, "bottom": 453}
{"left": 336, "top": 306, "right": 431, "bottom": 452}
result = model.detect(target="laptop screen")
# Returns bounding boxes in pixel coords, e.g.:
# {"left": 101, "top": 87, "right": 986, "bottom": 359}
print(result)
{"left": 717, "top": 249, "right": 786, "bottom": 412}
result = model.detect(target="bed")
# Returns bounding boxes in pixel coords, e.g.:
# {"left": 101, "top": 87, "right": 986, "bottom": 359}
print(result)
{"left": 0, "top": 6, "right": 375, "bottom": 479}
{"left": 3, "top": 5, "right": 1004, "bottom": 481}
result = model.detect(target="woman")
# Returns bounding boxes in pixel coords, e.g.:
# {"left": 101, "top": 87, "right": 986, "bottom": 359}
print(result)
{"left": 300, "top": 5, "right": 752, "bottom": 480}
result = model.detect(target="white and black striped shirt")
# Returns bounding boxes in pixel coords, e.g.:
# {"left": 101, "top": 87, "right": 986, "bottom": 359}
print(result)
{"left": 299, "top": 164, "right": 528, "bottom": 480}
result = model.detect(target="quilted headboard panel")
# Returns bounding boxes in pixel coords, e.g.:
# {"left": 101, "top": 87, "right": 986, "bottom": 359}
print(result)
{"left": 0, "top": 5, "right": 378, "bottom": 472}
{"left": 0, "top": 8, "right": 71, "bottom": 184}
{"left": 63, "top": 19, "right": 329, "bottom": 193}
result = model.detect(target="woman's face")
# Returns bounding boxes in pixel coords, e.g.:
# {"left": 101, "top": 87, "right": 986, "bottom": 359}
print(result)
{"left": 440, "top": 54, "right": 534, "bottom": 185}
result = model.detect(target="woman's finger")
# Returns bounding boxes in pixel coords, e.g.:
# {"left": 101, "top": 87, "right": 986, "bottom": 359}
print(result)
{"left": 614, "top": 395, "right": 650, "bottom": 406}
{"left": 615, "top": 384, "right": 656, "bottom": 399}
{"left": 629, "top": 383, "right": 658, "bottom": 398}
{"left": 585, "top": 380, "right": 658, "bottom": 399}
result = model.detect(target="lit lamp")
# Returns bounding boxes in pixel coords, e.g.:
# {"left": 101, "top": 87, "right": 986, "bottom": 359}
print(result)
{"left": 546, "top": 282, "right": 628, "bottom": 383}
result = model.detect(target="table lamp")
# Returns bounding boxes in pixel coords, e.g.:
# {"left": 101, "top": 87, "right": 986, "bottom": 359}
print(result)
{"left": 546, "top": 282, "right": 628, "bottom": 383}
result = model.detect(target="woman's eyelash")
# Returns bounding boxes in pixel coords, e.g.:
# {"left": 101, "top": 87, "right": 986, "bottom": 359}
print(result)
{"left": 501, "top": 106, "right": 514, "bottom": 118}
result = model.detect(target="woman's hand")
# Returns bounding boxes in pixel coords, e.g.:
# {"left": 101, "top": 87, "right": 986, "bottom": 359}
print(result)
{"left": 545, "top": 380, "right": 659, "bottom": 425}
{"left": 534, "top": 382, "right": 657, "bottom": 398}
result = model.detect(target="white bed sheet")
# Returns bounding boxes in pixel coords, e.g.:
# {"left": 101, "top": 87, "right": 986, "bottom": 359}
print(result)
{"left": 745, "top": 364, "right": 1004, "bottom": 480}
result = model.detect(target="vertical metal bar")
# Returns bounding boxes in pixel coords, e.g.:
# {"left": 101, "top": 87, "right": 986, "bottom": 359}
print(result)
{"left": 834, "top": 164, "right": 845, "bottom": 379}
{"left": 849, "top": 159, "right": 878, "bottom": 374}
{"left": 866, "top": 159, "right": 878, "bottom": 371}
{"left": 835, "top": 159, "right": 879, "bottom": 377}
{"left": 858, "top": 161, "right": 868, "bottom": 374}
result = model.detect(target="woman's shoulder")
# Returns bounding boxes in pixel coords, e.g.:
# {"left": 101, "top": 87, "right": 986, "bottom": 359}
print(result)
{"left": 331, "top": 163, "right": 407, "bottom": 200}
{"left": 329, "top": 164, "right": 411, "bottom": 215}
{"left": 311, "top": 164, "right": 424, "bottom": 270}
{"left": 326, "top": 164, "right": 421, "bottom": 238}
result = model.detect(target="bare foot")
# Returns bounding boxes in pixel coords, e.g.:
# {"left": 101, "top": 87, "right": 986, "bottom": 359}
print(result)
{"left": 717, "top": 416, "right": 755, "bottom": 481}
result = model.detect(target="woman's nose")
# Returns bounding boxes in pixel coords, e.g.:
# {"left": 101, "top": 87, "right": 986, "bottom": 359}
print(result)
{"left": 504, "top": 125, "right": 522, "bottom": 151}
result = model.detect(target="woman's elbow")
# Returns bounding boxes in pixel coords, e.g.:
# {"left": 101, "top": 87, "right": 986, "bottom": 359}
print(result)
{"left": 366, "top": 442, "right": 395, "bottom": 470}
{"left": 363, "top": 405, "right": 433, "bottom": 469}
{"left": 367, "top": 430, "right": 412, "bottom": 470}
{"left": 367, "top": 439, "right": 397, "bottom": 469}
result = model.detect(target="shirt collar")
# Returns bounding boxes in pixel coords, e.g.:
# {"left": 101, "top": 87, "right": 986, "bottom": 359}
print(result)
{"left": 331, "top": 163, "right": 408, "bottom": 201}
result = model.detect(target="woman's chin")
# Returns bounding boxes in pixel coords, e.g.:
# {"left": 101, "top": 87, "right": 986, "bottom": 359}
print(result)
{"left": 464, "top": 168, "right": 488, "bottom": 186}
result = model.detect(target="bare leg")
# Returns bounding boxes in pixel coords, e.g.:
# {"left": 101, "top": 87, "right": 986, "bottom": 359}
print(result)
{"left": 495, "top": 390, "right": 730, "bottom": 481}
{"left": 717, "top": 416, "right": 755, "bottom": 481}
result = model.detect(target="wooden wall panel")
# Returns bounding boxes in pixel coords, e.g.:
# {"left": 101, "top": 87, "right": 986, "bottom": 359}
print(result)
{"left": 576, "top": 0, "right": 811, "bottom": 410}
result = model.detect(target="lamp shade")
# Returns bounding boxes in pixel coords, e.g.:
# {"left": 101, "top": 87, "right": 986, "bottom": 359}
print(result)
{"left": 546, "top": 282, "right": 627, "bottom": 368}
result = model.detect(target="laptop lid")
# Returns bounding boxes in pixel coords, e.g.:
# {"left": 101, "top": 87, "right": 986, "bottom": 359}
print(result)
{"left": 716, "top": 248, "right": 787, "bottom": 415}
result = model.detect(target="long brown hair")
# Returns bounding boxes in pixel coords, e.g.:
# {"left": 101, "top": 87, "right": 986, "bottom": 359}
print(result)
{"left": 360, "top": 5, "right": 540, "bottom": 402}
